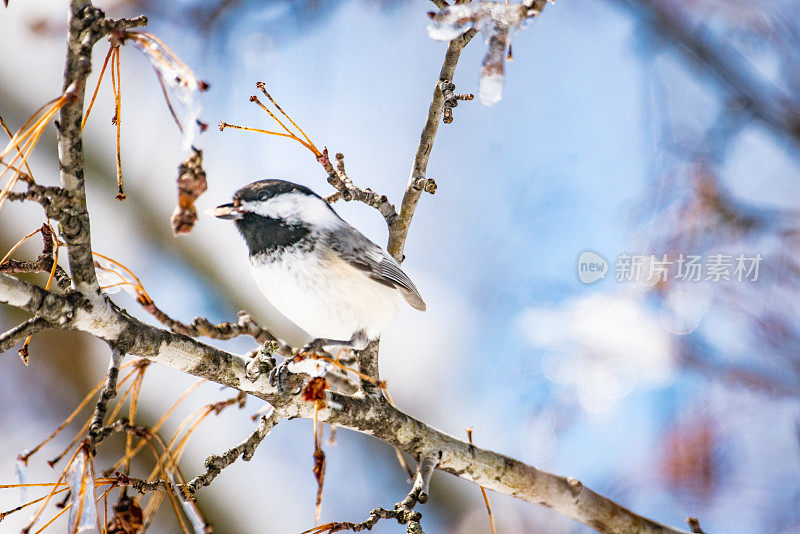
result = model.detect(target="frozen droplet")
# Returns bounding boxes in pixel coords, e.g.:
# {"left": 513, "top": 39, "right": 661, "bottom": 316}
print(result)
{"left": 427, "top": 24, "right": 467, "bottom": 41}
{"left": 479, "top": 73, "right": 504, "bottom": 106}
{"left": 427, "top": 4, "right": 480, "bottom": 42}
{"left": 427, "top": 2, "right": 531, "bottom": 107}
{"left": 181, "top": 499, "right": 207, "bottom": 534}
{"left": 67, "top": 450, "right": 99, "bottom": 533}
{"left": 15, "top": 457, "right": 28, "bottom": 502}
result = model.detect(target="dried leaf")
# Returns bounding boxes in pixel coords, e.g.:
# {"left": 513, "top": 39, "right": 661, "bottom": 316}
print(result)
{"left": 171, "top": 147, "right": 207, "bottom": 234}
{"left": 106, "top": 495, "right": 144, "bottom": 534}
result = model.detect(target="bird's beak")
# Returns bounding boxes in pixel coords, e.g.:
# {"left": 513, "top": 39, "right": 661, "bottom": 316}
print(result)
{"left": 205, "top": 203, "right": 243, "bottom": 220}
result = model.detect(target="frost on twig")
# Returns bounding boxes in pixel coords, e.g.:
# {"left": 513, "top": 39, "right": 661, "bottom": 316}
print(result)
{"left": 427, "top": 1, "right": 549, "bottom": 105}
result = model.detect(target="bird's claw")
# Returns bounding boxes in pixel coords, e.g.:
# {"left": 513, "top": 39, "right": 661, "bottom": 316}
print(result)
{"left": 268, "top": 358, "right": 295, "bottom": 394}
{"left": 245, "top": 348, "right": 276, "bottom": 382}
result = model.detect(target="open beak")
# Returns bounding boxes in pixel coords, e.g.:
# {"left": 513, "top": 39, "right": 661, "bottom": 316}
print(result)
{"left": 205, "top": 203, "right": 243, "bottom": 220}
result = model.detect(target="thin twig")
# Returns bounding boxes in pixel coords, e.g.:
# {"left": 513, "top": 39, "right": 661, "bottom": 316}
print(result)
{"left": 303, "top": 453, "right": 438, "bottom": 534}
{"left": 387, "top": 28, "right": 477, "bottom": 262}
{"left": 0, "top": 317, "right": 48, "bottom": 353}
{"left": 88, "top": 347, "right": 126, "bottom": 446}
{"left": 183, "top": 408, "right": 282, "bottom": 494}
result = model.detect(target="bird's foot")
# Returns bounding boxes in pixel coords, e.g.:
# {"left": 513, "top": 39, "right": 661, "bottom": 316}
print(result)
{"left": 268, "top": 357, "right": 302, "bottom": 394}
{"left": 245, "top": 346, "right": 276, "bottom": 382}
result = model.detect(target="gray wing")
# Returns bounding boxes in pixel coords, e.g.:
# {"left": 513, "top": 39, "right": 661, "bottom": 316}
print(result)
{"left": 373, "top": 252, "right": 426, "bottom": 311}
{"left": 330, "top": 228, "right": 426, "bottom": 311}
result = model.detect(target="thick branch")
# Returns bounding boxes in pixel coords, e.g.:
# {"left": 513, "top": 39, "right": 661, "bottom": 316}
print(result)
{"left": 56, "top": 3, "right": 146, "bottom": 293}
{"left": 0, "top": 272, "right": 690, "bottom": 534}
{"left": 387, "top": 29, "right": 477, "bottom": 262}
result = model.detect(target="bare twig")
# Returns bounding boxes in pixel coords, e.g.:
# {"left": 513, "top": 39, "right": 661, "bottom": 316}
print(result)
{"left": 687, "top": 517, "right": 705, "bottom": 533}
{"left": 0, "top": 316, "right": 49, "bottom": 353}
{"left": 88, "top": 347, "right": 127, "bottom": 446}
{"left": 387, "top": 28, "right": 477, "bottom": 262}
{"left": 0, "top": 223, "right": 70, "bottom": 290}
{"left": 183, "top": 408, "right": 282, "bottom": 494}
{"left": 141, "top": 301, "right": 280, "bottom": 346}
{"left": 304, "top": 453, "right": 438, "bottom": 534}
{"left": 321, "top": 150, "right": 398, "bottom": 226}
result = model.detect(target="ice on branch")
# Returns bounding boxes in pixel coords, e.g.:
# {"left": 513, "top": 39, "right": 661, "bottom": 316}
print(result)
{"left": 428, "top": 1, "right": 545, "bottom": 106}
{"left": 67, "top": 450, "right": 99, "bottom": 533}
{"left": 288, "top": 357, "right": 334, "bottom": 378}
{"left": 127, "top": 32, "right": 208, "bottom": 150}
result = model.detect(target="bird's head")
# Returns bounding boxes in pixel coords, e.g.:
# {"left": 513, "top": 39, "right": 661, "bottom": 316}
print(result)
{"left": 210, "top": 179, "right": 341, "bottom": 255}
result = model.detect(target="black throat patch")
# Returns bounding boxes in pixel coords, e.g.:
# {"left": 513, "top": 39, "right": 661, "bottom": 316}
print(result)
{"left": 235, "top": 213, "right": 310, "bottom": 257}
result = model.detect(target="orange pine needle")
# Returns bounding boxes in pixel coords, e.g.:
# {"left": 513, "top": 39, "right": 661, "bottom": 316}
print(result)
{"left": 219, "top": 84, "right": 322, "bottom": 157}
{"left": 113, "top": 46, "right": 125, "bottom": 201}
{"left": 219, "top": 121, "right": 315, "bottom": 152}
{"left": 0, "top": 487, "right": 69, "bottom": 522}
{"left": 82, "top": 45, "right": 114, "bottom": 131}
{"left": 107, "top": 379, "right": 205, "bottom": 473}
{"left": 0, "top": 226, "right": 42, "bottom": 265}
{"left": 20, "top": 362, "right": 140, "bottom": 464}
{"left": 256, "top": 82, "right": 317, "bottom": 150}
{"left": 124, "top": 369, "right": 147, "bottom": 476}
{"left": 48, "top": 371, "right": 138, "bottom": 468}
{"left": 0, "top": 91, "right": 71, "bottom": 211}
{"left": 0, "top": 115, "right": 34, "bottom": 180}
{"left": 23, "top": 445, "right": 83, "bottom": 533}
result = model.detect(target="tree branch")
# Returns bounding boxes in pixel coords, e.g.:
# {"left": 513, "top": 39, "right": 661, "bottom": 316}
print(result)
{"left": 387, "top": 28, "right": 477, "bottom": 262}
{"left": 88, "top": 346, "right": 125, "bottom": 445}
{"left": 56, "top": 3, "right": 146, "bottom": 293}
{"left": 184, "top": 408, "right": 282, "bottom": 494}
{"left": 0, "top": 271, "right": 690, "bottom": 533}
{"left": 0, "top": 316, "right": 49, "bottom": 353}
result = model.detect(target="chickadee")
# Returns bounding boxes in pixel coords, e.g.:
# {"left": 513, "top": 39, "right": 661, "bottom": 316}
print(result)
{"left": 211, "top": 179, "right": 426, "bottom": 352}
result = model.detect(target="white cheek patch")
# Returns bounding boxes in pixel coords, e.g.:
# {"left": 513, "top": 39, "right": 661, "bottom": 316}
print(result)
{"left": 241, "top": 192, "right": 342, "bottom": 229}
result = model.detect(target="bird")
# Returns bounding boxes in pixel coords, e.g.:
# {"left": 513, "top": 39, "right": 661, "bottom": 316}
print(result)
{"left": 210, "top": 179, "right": 426, "bottom": 355}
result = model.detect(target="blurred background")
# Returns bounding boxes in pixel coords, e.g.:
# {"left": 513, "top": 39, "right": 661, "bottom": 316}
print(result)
{"left": 2, "top": 0, "right": 800, "bottom": 532}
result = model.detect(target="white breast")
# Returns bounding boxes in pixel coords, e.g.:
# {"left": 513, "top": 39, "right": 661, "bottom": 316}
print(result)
{"left": 250, "top": 248, "right": 401, "bottom": 343}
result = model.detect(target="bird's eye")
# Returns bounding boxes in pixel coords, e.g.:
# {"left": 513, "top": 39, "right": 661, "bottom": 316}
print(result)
{"left": 258, "top": 191, "right": 270, "bottom": 201}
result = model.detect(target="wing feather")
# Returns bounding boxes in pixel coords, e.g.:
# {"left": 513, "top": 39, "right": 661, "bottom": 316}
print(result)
{"left": 341, "top": 246, "right": 426, "bottom": 311}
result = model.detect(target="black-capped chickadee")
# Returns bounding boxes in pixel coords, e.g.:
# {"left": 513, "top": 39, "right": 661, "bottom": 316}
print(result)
{"left": 211, "top": 179, "right": 426, "bottom": 352}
